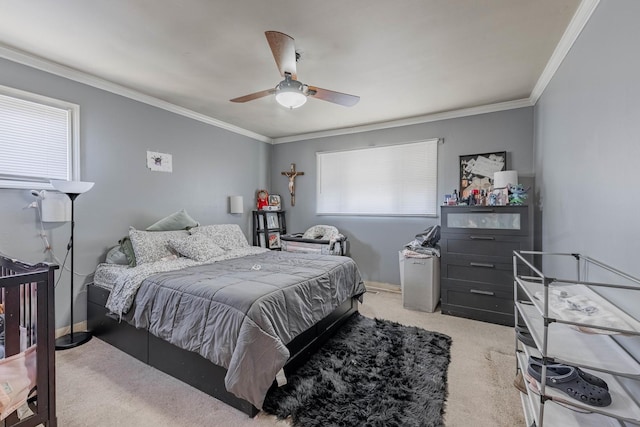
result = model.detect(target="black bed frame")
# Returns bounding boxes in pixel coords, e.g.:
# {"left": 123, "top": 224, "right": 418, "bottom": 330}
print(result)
{"left": 87, "top": 283, "right": 358, "bottom": 417}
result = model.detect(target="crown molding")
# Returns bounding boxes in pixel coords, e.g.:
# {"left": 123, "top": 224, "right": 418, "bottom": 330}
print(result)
{"left": 529, "top": 0, "right": 600, "bottom": 104}
{"left": 0, "top": 44, "right": 272, "bottom": 143}
{"left": 271, "top": 98, "right": 533, "bottom": 144}
{"left": 1, "top": 0, "right": 599, "bottom": 148}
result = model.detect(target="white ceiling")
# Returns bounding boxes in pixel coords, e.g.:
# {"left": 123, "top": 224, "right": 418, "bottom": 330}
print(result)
{"left": 0, "top": 0, "right": 582, "bottom": 142}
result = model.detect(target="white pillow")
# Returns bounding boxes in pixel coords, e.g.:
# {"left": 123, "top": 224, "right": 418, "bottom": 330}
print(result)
{"left": 168, "top": 234, "right": 225, "bottom": 262}
{"left": 128, "top": 227, "right": 189, "bottom": 264}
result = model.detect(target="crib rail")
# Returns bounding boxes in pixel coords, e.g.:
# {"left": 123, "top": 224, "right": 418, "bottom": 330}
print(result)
{"left": 0, "top": 255, "right": 58, "bottom": 427}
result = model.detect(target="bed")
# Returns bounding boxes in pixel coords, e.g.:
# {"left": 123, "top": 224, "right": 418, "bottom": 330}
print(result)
{"left": 87, "top": 224, "right": 366, "bottom": 417}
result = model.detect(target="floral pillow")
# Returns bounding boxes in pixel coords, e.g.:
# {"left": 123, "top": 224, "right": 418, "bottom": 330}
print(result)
{"left": 189, "top": 224, "right": 249, "bottom": 250}
{"left": 128, "top": 227, "right": 190, "bottom": 265}
{"left": 168, "top": 234, "right": 225, "bottom": 262}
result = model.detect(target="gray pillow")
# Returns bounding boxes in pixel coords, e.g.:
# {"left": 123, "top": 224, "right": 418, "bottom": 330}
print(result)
{"left": 168, "top": 234, "right": 225, "bottom": 262}
{"left": 145, "top": 209, "right": 199, "bottom": 231}
{"left": 105, "top": 245, "right": 129, "bottom": 265}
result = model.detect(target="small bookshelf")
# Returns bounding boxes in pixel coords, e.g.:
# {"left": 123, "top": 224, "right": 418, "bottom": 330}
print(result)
{"left": 252, "top": 210, "right": 286, "bottom": 250}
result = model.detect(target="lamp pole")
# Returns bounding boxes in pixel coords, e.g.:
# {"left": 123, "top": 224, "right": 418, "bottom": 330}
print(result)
{"left": 55, "top": 192, "right": 91, "bottom": 350}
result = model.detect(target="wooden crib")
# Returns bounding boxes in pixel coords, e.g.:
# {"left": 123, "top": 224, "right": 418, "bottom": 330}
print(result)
{"left": 0, "top": 255, "right": 57, "bottom": 427}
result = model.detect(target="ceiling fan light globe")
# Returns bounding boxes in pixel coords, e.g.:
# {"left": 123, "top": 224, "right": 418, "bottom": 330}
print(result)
{"left": 276, "top": 90, "right": 307, "bottom": 109}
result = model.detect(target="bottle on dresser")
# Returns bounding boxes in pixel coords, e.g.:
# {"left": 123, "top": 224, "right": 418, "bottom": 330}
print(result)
{"left": 450, "top": 189, "right": 458, "bottom": 205}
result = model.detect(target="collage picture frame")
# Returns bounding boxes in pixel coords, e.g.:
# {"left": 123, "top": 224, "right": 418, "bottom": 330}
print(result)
{"left": 459, "top": 151, "right": 506, "bottom": 199}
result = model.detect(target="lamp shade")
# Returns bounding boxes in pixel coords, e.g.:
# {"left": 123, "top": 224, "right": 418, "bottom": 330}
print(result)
{"left": 493, "top": 170, "right": 518, "bottom": 189}
{"left": 229, "top": 196, "right": 243, "bottom": 214}
{"left": 50, "top": 180, "right": 94, "bottom": 194}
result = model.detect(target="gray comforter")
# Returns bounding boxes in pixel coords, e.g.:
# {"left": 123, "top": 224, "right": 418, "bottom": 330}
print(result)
{"left": 125, "top": 251, "right": 365, "bottom": 409}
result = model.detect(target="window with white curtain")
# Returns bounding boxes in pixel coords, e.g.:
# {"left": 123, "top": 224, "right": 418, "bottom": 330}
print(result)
{"left": 316, "top": 139, "right": 439, "bottom": 216}
{"left": 0, "top": 85, "right": 79, "bottom": 189}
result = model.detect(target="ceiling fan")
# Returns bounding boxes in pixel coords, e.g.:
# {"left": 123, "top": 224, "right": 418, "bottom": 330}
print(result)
{"left": 230, "top": 31, "right": 360, "bottom": 109}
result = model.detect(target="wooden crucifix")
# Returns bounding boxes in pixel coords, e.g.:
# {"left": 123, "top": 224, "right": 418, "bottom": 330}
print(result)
{"left": 281, "top": 163, "right": 304, "bottom": 206}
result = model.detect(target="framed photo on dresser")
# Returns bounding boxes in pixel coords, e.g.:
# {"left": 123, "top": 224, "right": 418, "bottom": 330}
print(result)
{"left": 268, "top": 194, "right": 281, "bottom": 210}
{"left": 459, "top": 151, "right": 506, "bottom": 199}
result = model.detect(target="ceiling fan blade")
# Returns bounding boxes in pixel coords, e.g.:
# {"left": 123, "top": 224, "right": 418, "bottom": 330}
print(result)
{"left": 308, "top": 86, "right": 360, "bottom": 107}
{"left": 265, "top": 31, "right": 297, "bottom": 80}
{"left": 230, "top": 89, "right": 275, "bottom": 103}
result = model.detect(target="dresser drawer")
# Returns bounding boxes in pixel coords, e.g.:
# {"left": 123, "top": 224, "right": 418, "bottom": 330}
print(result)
{"left": 441, "top": 279, "right": 514, "bottom": 325}
{"left": 440, "top": 206, "right": 529, "bottom": 236}
{"left": 441, "top": 278, "right": 527, "bottom": 310}
{"left": 441, "top": 233, "right": 527, "bottom": 261}
{"left": 441, "top": 258, "right": 513, "bottom": 286}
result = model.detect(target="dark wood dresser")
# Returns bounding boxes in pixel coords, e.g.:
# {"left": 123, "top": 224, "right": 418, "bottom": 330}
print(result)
{"left": 440, "top": 205, "right": 532, "bottom": 326}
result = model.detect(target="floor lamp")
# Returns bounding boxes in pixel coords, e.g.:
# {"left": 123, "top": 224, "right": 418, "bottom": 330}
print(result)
{"left": 50, "top": 179, "right": 95, "bottom": 350}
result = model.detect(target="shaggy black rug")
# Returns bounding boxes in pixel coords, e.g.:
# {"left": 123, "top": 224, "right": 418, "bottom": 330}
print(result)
{"left": 263, "top": 313, "right": 452, "bottom": 427}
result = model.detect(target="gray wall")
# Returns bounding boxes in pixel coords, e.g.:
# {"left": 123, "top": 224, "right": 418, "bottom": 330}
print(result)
{"left": 534, "top": 0, "right": 640, "bottom": 311}
{"left": 271, "top": 107, "right": 534, "bottom": 285}
{"left": 0, "top": 58, "right": 269, "bottom": 329}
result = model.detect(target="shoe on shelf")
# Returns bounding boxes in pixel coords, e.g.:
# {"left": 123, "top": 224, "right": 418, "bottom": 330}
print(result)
{"left": 524, "top": 372, "right": 593, "bottom": 414}
{"left": 528, "top": 356, "right": 609, "bottom": 390}
{"left": 514, "top": 371, "right": 528, "bottom": 395}
{"left": 516, "top": 325, "right": 536, "bottom": 348}
{"left": 527, "top": 358, "right": 611, "bottom": 407}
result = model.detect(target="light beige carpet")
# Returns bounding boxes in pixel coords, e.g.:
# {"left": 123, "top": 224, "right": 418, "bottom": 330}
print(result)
{"left": 55, "top": 290, "right": 524, "bottom": 426}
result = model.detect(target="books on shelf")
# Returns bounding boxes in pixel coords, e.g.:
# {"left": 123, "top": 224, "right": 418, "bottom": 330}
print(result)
{"left": 267, "top": 213, "right": 279, "bottom": 229}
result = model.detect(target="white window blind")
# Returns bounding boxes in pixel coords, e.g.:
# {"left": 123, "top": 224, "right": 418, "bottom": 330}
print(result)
{"left": 317, "top": 139, "right": 439, "bottom": 216}
{"left": 0, "top": 85, "right": 79, "bottom": 189}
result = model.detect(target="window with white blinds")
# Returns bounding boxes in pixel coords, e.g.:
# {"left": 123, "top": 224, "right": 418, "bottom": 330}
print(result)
{"left": 316, "top": 139, "right": 439, "bottom": 216}
{"left": 0, "top": 85, "right": 79, "bottom": 189}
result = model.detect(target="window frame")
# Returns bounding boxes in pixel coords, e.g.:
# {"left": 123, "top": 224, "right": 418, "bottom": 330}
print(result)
{"left": 0, "top": 84, "right": 80, "bottom": 190}
{"left": 316, "top": 138, "right": 440, "bottom": 217}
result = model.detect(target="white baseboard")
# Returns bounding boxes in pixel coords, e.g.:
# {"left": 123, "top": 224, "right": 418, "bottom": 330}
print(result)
{"left": 365, "top": 281, "right": 401, "bottom": 294}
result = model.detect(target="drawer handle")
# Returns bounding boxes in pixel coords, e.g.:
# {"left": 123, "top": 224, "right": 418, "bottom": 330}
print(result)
{"left": 470, "top": 289, "right": 495, "bottom": 296}
{"left": 469, "top": 235, "right": 495, "bottom": 240}
{"left": 470, "top": 262, "right": 495, "bottom": 268}
{"left": 470, "top": 209, "right": 495, "bottom": 213}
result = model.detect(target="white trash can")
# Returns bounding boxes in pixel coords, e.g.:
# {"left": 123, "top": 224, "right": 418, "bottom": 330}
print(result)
{"left": 399, "top": 251, "right": 440, "bottom": 312}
